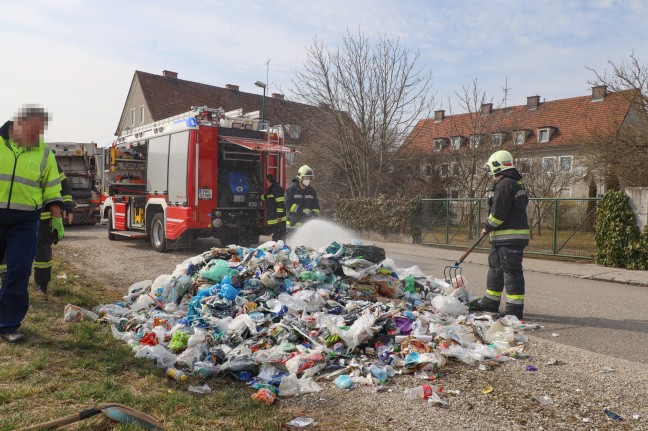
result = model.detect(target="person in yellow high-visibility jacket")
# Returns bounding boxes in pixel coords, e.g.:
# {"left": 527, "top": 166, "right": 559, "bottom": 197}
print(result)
{"left": 0, "top": 106, "right": 63, "bottom": 343}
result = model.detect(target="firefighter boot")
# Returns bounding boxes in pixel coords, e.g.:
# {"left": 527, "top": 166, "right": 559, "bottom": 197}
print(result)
{"left": 470, "top": 297, "right": 500, "bottom": 313}
{"left": 35, "top": 283, "right": 48, "bottom": 297}
{"left": 503, "top": 304, "right": 524, "bottom": 320}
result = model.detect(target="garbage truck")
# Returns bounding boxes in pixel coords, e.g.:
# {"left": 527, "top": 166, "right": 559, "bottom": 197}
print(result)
{"left": 48, "top": 142, "right": 101, "bottom": 225}
{"left": 102, "top": 106, "right": 293, "bottom": 252}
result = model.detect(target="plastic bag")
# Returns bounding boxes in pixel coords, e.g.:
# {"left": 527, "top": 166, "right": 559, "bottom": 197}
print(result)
{"left": 285, "top": 352, "right": 326, "bottom": 375}
{"left": 484, "top": 320, "right": 515, "bottom": 343}
{"left": 168, "top": 331, "right": 190, "bottom": 351}
{"left": 278, "top": 375, "right": 323, "bottom": 396}
{"left": 63, "top": 304, "right": 99, "bottom": 322}
{"left": 135, "top": 344, "right": 177, "bottom": 369}
{"left": 176, "top": 343, "right": 207, "bottom": 368}
{"left": 431, "top": 295, "right": 468, "bottom": 316}
{"left": 200, "top": 259, "right": 236, "bottom": 283}
{"left": 343, "top": 244, "right": 386, "bottom": 263}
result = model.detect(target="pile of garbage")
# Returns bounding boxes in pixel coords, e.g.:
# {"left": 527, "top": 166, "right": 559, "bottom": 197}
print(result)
{"left": 67, "top": 240, "right": 535, "bottom": 404}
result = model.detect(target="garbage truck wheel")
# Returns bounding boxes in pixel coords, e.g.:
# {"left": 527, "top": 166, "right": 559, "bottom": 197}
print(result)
{"left": 151, "top": 213, "right": 167, "bottom": 253}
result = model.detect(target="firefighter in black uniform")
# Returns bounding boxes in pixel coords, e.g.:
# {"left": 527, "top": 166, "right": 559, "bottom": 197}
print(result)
{"left": 472, "top": 150, "right": 529, "bottom": 319}
{"left": 284, "top": 165, "right": 320, "bottom": 229}
{"left": 34, "top": 163, "right": 73, "bottom": 294}
{"left": 262, "top": 174, "right": 287, "bottom": 241}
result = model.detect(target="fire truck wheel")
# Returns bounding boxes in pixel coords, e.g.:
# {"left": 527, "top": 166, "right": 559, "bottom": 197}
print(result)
{"left": 107, "top": 209, "right": 118, "bottom": 241}
{"left": 151, "top": 213, "right": 167, "bottom": 253}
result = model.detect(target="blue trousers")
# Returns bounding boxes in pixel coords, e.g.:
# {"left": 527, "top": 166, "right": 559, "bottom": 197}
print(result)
{"left": 0, "top": 216, "right": 38, "bottom": 333}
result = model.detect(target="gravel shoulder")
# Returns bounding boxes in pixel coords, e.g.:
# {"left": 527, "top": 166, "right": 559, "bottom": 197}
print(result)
{"left": 57, "top": 225, "right": 648, "bottom": 430}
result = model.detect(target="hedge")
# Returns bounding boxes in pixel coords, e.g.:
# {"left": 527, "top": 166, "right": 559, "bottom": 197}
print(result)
{"left": 594, "top": 191, "right": 648, "bottom": 269}
{"left": 331, "top": 196, "right": 422, "bottom": 239}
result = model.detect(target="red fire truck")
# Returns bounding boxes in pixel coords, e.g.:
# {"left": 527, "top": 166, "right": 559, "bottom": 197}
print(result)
{"left": 102, "top": 106, "right": 293, "bottom": 252}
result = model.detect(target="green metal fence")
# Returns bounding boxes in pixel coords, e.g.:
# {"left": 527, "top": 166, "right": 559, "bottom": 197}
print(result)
{"left": 417, "top": 197, "right": 599, "bottom": 259}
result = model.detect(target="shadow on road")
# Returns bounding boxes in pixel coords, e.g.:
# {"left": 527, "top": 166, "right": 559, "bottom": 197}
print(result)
{"left": 526, "top": 313, "right": 648, "bottom": 334}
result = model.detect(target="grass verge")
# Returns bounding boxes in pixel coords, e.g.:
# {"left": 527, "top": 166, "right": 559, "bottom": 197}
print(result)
{"left": 0, "top": 260, "right": 295, "bottom": 431}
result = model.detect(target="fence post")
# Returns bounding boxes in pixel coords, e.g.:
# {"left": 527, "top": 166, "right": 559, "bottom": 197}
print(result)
{"left": 552, "top": 199, "right": 558, "bottom": 254}
{"left": 445, "top": 198, "right": 449, "bottom": 245}
{"left": 477, "top": 199, "right": 482, "bottom": 239}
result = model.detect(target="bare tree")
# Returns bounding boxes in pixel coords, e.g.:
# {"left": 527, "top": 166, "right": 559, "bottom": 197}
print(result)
{"left": 587, "top": 53, "right": 648, "bottom": 187}
{"left": 520, "top": 157, "right": 585, "bottom": 237}
{"left": 442, "top": 80, "right": 507, "bottom": 199}
{"left": 290, "top": 30, "right": 436, "bottom": 198}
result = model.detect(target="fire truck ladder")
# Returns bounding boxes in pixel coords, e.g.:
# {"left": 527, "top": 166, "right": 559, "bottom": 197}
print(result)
{"left": 116, "top": 106, "right": 225, "bottom": 145}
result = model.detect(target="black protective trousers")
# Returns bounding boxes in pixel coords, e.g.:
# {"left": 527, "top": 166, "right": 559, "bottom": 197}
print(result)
{"left": 484, "top": 244, "right": 525, "bottom": 311}
{"left": 33, "top": 219, "right": 54, "bottom": 289}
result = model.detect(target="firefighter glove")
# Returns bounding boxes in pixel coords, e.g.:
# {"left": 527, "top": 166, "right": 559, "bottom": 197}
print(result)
{"left": 302, "top": 208, "right": 312, "bottom": 216}
{"left": 51, "top": 217, "right": 65, "bottom": 244}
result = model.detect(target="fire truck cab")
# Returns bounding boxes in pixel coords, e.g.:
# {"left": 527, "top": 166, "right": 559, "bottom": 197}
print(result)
{"left": 102, "top": 106, "right": 293, "bottom": 252}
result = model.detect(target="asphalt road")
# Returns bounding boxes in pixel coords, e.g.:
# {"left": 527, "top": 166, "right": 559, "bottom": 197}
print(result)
{"left": 378, "top": 245, "right": 648, "bottom": 366}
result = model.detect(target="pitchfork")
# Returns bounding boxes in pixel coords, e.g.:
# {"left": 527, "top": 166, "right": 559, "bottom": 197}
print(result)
{"left": 444, "top": 231, "right": 489, "bottom": 288}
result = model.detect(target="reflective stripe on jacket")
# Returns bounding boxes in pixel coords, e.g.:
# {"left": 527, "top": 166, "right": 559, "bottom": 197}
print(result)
{"left": 0, "top": 125, "right": 62, "bottom": 212}
{"left": 484, "top": 170, "right": 529, "bottom": 246}
{"left": 284, "top": 180, "right": 320, "bottom": 227}
{"left": 262, "top": 180, "right": 286, "bottom": 224}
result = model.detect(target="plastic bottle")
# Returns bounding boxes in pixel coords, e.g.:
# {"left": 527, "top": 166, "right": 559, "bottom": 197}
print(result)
{"left": 403, "top": 384, "right": 442, "bottom": 400}
{"left": 166, "top": 368, "right": 188, "bottom": 381}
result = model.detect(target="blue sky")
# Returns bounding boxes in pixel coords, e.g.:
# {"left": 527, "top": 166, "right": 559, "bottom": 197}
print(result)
{"left": 2, "top": 0, "right": 647, "bottom": 144}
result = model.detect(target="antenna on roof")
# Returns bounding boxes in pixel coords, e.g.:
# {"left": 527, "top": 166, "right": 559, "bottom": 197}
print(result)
{"left": 502, "top": 76, "right": 514, "bottom": 108}
{"left": 266, "top": 58, "right": 271, "bottom": 94}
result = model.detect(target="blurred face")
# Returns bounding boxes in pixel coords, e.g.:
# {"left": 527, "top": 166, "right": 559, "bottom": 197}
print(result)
{"left": 12, "top": 117, "right": 46, "bottom": 147}
{"left": 301, "top": 176, "right": 313, "bottom": 187}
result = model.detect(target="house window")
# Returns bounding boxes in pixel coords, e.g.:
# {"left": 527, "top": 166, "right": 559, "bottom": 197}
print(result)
{"left": 421, "top": 164, "right": 433, "bottom": 176}
{"left": 559, "top": 156, "right": 573, "bottom": 173}
{"left": 514, "top": 131, "right": 526, "bottom": 145}
{"left": 451, "top": 162, "right": 459, "bottom": 176}
{"left": 451, "top": 137, "right": 462, "bottom": 149}
{"left": 542, "top": 157, "right": 557, "bottom": 173}
{"left": 450, "top": 189, "right": 459, "bottom": 199}
{"left": 558, "top": 188, "right": 572, "bottom": 198}
{"left": 518, "top": 158, "right": 531, "bottom": 174}
{"left": 441, "top": 163, "right": 449, "bottom": 176}
{"left": 469, "top": 135, "right": 482, "bottom": 149}
{"left": 538, "top": 128, "right": 550, "bottom": 143}
{"left": 129, "top": 109, "right": 135, "bottom": 126}
{"left": 285, "top": 152, "right": 295, "bottom": 165}
{"left": 433, "top": 139, "right": 446, "bottom": 152}
{"left": 139, "top": 106, "right": 145, "bottom": 124}
{"left": 285, "top": 124, "right": 302, "bottom": 139}
{"left": 492, "top": 133, "right": 503, "bottom": 147}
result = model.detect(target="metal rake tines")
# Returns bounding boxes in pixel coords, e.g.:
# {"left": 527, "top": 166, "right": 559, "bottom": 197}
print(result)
{"left": 444, "top": 264, "right": 462, "bottom": 287}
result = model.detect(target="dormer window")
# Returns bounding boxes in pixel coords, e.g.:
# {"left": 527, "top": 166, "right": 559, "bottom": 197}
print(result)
{"left": 451, "top": 136, "right": 463, "bottom": 150}
{"left": 537, "top": 127, "right": 556, "bottom": 143}
{"left": 433, "top": 138, "right": 447, "bottom": 152}
{"left": 514, "top": 131, "right": 527, "bottom": 145}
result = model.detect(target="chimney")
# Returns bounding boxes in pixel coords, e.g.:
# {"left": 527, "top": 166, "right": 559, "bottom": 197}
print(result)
{"left": 162, "top": 70, "right": 178, "bottom": 78}
{"left": 480, "top": 103, "right": 493, "bottom": 116}
{"left": 592, "top": 85, "right": 607, "bottom": 102}
{"left": 225, "top": 84, "right": 239, "bottom": 91}
{"left": 272, "top": 93, "right": 285, "bottom": 100}
{"left": 434, "top": 109, "right": 445, "bottom": 122}
{"left": 527, "top": 95, "right": 540, "bottom": 110}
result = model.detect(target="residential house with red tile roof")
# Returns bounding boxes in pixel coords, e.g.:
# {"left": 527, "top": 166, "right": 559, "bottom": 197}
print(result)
{"left": 405, "top": 86, "right": 640, "bottom": 198}
{"left": 115, "top": 70, "right": 336, "bottom": 178}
